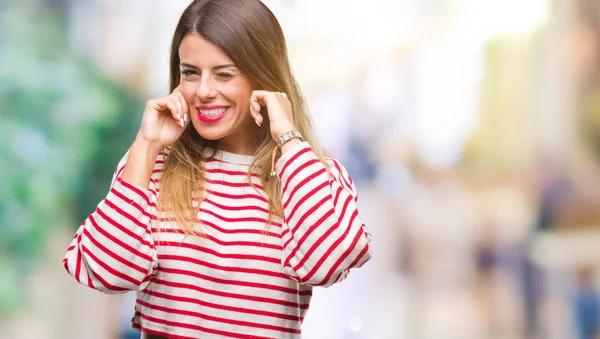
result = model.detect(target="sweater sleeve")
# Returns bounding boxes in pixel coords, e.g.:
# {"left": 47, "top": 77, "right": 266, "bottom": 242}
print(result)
{"left": 62, "top": 151, "right": 161, "bottom": 294}
{"left": 276, "top": 142, "right": 372, "bottom": 287}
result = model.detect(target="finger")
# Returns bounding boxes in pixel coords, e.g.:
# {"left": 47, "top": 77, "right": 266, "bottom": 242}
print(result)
{"left": 249, "top": 93, "right": 262, "bottom": 121}
{"left": 251, "top": 90, "right": 271, "bottom": 106}
{"left": 153, "top": 98, "right": 182, "bottom": 126}
{"left": 250, "top": 103, "right": 263, "bottom": 127}
{"left": 169, "top": 96, "right": 184, "bottom": 126}
{"left": 175, "top": 92, "right": 189, "bottom": 123}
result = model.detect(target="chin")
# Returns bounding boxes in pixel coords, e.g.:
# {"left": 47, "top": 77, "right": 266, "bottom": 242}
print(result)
{"left": 191, "top": 123, "right": 229, "bottom": 141}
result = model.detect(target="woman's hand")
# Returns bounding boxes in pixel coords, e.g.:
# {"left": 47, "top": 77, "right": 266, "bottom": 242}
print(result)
{"left": 250, "top": 90, "right": 296, "bottom": 142}
{"left": 136, "top": 85, "right": 190, "bottom": 151}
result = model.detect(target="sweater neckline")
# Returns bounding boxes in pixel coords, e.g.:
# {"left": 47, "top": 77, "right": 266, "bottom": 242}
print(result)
{"left": 210, "top": 149, "right": 254, "bottom": 166}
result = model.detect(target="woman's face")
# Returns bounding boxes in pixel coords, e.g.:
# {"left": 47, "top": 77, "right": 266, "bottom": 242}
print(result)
{"left": 179, "top": 33, "right": 257, "bottom": 154}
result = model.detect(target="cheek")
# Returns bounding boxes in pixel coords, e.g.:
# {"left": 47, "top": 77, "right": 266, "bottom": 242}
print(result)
{"left": 226, "top": 79, "right": 254, "bottom": 104}
{"left": 180, "top": 83, "right": 196, "bottom": 103}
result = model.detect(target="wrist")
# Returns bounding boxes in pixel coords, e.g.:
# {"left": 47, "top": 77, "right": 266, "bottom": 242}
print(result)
{"left": 280, "top": 138, "right": 302, "bottom": 154}
{"left": 273, "top": 123, "right": 297, "bottom": 141}
{"left": 134, "top": 134, "right": 164, "bottom": 157}
{"left": 122, "top": 138, "right": 162, "bottom": 189}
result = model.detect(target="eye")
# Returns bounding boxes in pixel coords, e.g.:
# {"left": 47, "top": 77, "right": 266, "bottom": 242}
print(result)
{"left": 216, "top": 72, "right": 234, "bottom": 79}
{"left": 180, "top": 70, "right": 198, "bottom": 79}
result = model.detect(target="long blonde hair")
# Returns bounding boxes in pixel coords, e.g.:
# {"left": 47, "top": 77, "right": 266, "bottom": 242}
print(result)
{"left": 159, "top": 0, "right": 329, "bottom": 235}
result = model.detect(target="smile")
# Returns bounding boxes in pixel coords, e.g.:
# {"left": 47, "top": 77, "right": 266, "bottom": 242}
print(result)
{"left": 197, "top": 106, "right": 230, "bottom": 123}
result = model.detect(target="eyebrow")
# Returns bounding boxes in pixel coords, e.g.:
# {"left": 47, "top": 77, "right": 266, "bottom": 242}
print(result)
{"left": 180, "top": 63, "right": 237, "bottom": 70}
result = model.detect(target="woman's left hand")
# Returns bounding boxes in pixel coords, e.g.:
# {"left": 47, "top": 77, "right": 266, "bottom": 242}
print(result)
{"left": 250, "top": 90, "right": 296, "bottom": 142}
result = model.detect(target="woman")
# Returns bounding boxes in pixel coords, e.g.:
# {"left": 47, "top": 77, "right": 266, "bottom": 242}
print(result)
{"left": 63, "top": 0, "right": 372, "bottom": 338}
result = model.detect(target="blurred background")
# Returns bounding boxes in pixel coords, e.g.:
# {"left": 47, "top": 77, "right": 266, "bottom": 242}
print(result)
{"left": 2, "top": 0, "right": 600, "bottom": 338}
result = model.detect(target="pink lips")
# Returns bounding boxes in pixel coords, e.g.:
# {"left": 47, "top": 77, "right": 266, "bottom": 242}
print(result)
{"left": 197, "top": 105, "right": 230, "bottom": 123}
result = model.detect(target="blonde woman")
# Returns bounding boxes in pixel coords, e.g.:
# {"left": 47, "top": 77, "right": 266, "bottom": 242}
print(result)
{"left": 63, "top": 0, "right": 372, "bottom": 338}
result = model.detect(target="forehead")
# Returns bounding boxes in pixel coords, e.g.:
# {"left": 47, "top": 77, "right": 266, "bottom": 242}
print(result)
{"left": 179, "top": 33, "right": 234, "bottom": 67}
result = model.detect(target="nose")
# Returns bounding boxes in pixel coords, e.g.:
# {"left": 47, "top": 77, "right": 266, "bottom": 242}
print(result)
{"left": 196, "top": 74, "right": 218, "bottom": 101}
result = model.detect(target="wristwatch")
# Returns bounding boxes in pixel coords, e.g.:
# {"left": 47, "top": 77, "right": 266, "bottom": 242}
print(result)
{"left": 271, "top": 130, "right": 304, "bottom": 176}
{"left": 276, "top": 130, "right": 303, "bottom": 147}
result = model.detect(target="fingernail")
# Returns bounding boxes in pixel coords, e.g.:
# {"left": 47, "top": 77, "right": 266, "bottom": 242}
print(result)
{"left": 184, "top": 113, "right": 188, "bottom": 122}
{"left": 255, "top": 119, "right": 261, "bottom": 127}
{"left": 180, "top": 118, "right": 184, "bottom": 127}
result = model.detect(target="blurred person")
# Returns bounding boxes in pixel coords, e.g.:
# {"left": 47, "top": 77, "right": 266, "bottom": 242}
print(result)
{"left": 524, "top": 159, "right": 570, "bottom": 338}
{"left": 61, "top": 1, "right": 373, "bottom": 338}
{"left": 573, "top": 267, "right": 600, "bottom": 339}
{"left": 572, "top": 267, "right": 600, "bottom": 339}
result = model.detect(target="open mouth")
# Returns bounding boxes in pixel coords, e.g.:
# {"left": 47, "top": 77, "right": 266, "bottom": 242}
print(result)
{"left": 197, "top": 106, "right": 230, "bottom": 123}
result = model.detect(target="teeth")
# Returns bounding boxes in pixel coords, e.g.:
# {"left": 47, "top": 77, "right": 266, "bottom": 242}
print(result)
{"left": 198, "top": 107, "right": 228, "bottom": 116}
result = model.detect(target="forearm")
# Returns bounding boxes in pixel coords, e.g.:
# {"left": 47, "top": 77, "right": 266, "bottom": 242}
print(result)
{"left": 277, "top": 142, "right": 372, "bottom": 286}
{"left": 122, "top": 138, "right": 163, "bottom": 189}
{"left": 64, "top": 149, "right": 160, "bottom": 293}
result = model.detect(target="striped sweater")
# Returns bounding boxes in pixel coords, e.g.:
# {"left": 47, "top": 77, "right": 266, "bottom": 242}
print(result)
{"left": 63, "top": 141, "right": 372, "bottom": 338}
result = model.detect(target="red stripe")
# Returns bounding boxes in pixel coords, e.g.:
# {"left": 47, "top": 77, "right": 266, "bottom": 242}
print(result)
{"left": 205, "top": 167, "right": 260, "bottom": 178}
{"left": 143, "top": 288, "right": 302, "bottom": 321}
{"left": 283, "top": 208, "right": 335, "bottom": 268}
{"left": 75, "top": 233, "right": 82, "bottom": 282}
{"left": 199, "top": 207, "right": 280, "bottom": 226}
{"left": 105, "top": 188, "right": 156, "bottom": 220}
{"left": 206, "top": 178, "right": 265, "bottom": 191}
{"left": 203, "top": 196, "right": 270, "bottom": 214}
{"left": 136, "top": 299, "right": 300, "bottom": 334}
{"left": 205, "top": 188, "right": 268, "bottom": 203}
{"left": 287, "top": 193, "right": 332, "bottom": 235}
{"left": 332, "top": 271, "right": 345, "bottom": 284}
{"left": 203, "top": 233, "right": 282, "bottom": 251}
{"left": 155, "top": 218, "right": 280, "bottom": 238}
{"left": 279, "top": 146, "right": 311, "bottom": 177}
{"left": 332, "top": 185, "right": 344, "bottom": 207}
{"left": 316, "top": 227, "right": 367, "bottom": 286}
{"left": 331, "top": 159, "right": 354, "bottom": 196}
{"left": 281, "top": 159, "right": 320, "bottom": 194}
{"left": 62, "top": 258, "right": 69, "bottom": 275}
{"left": 116, "top": 177, "right": 153, "bottom": 205}
{"left": 87, "top": 271, "right": 94, "bottom": 288}
{"left": 115, "top": 164, "right": 126, "bottom": 179}
{"left": 156, "top": 241, "right": 280, "bottom": 264}
{"left": 80, "top": 239, "right": 142, "bottom": 286}
{"left": 284, "top": 181, "right": 328, "bottom": 224}
{"left": 160, "top": 267, "right": 303, "bottom": 295}
{"left": 283, "top": 168, "right": 327, "bottom": 210}
{"left": 136, "top": 312, "right": 273, "bottom": 339}
{"left": 152, "top": 278, "right": 310, "bottom": 309}
{"left": 80, "top": 245, "right": 131, "bottom": 291}
{"left": 82, "top": 226, "right": 148, "bottom": 275}
{"left": 110, "top": 185, "right": 157, "bottom": 214}
{"left": 289, "top": 209, "right": 343, "bottom": 272}
{"left": 104, "top": 196, "right": 155, "bottom": 231}
{"left": 283, "top": 185, "right": 353, "bottom": 268}
{"left": 89, "top": 211, "right": 154, "bottom": 262}
{"left": 94, "top": 207, "right": 153, "bottom": 249}
{"left": 201, "top": 218, "right": 280, "bottom": 237}
{"left": 310, "top": 211, "right": 363, "bottom": 285}
{"left": 346, "top": 242, "right": 371, "bottom": 270}
{"left": 158, "top": 254, "right": 288, "bottom": 279}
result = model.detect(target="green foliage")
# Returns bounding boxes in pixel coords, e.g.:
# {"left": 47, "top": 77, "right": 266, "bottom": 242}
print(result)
{"left": 0, "top": 3, "right": 143, "bottom": 317}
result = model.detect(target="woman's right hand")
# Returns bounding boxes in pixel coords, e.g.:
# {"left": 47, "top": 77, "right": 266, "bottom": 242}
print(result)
{"left": 136, "top": 85, "right": 190, "bottom": 151}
